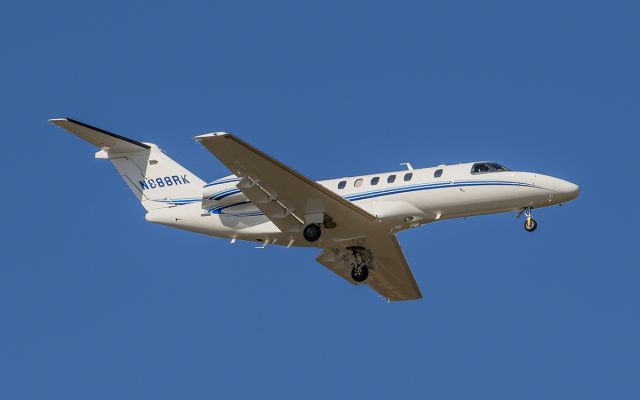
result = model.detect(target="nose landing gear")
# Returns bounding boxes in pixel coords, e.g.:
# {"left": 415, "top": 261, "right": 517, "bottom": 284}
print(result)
{"left": 519, "top": 207, "right": 538, "bottom": 232}
{"left": 524, "top": 217, "right": 537, "bottom": 232}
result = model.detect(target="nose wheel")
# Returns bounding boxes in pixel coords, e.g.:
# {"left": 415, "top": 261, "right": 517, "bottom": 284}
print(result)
{"left": 524, "top": 217, "right": 537, "bottom": 232}
{"left": 519, "top": 207, "right": 538, "bottom": 232}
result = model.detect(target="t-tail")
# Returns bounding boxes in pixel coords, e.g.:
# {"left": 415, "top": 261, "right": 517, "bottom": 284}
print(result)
{"left": 50, "top": 118, "right": 205, "bottom": 210}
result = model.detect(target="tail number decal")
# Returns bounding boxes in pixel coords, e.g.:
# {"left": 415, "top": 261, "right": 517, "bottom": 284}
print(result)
{"left": 139, "top": 175, "right": 191, "bottom": 190}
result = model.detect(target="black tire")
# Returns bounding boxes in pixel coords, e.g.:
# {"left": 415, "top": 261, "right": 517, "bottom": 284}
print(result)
{"left": 303, "top": 223, "right": 322, "bottom": 242}
{"left": 351, "top": 266, "right": 369, "bottom": 282}
{"left": 524, "top": 218, "right": 538, "bottom": 232}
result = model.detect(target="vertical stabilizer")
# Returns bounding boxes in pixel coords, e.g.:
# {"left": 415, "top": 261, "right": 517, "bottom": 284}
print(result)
{"left": 50, "top": 118, "right": 204, "bottom": 211}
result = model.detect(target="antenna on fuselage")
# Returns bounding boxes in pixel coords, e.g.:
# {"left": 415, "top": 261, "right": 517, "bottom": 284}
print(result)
{"left": 400, "top": 163, "right": 414, "bottom": 171}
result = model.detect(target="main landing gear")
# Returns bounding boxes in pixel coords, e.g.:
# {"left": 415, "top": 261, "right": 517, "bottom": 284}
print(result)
{"left": 347, "top": 246, "right": 370, "bottom": 283}
{"left": 520, "top": 207, "right": 538, "bottom": 232}
{"left": 351, "top": 267, "right": 369, "bottom": 282}
{"left": 303, "top": 223, "right": 322, "bottom": 242}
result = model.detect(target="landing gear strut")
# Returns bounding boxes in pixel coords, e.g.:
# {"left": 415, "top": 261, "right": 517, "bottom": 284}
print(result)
{"left": 347, "top": 246, "right": 370, "bottom": 283}
{"left": 303, "top": 223, "right": 322, "bottom": 242}
{"left": 521, "top": 207, "right": 538, "bottom": 232}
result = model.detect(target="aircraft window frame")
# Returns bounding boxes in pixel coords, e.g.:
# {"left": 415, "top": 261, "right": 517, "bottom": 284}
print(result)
{"left": 434, "top": 169, "right": 443, "bottom": 178}
{"left": 404, "top": 173, "right": 413, "bottom": 182}
{"left": 354, "top": 178, "right": 363, "bottom": 187}
{"left": 387, "top": 175, "right": 396, "bottom": 184}
{"left": 471, "top": 162, "right": 511, "bottom": 175}
{"left": 371, "top": 177, "right": 380, "bottom": 185}
{"left": 338, "top": 180, "right": 347, "bottom": 189}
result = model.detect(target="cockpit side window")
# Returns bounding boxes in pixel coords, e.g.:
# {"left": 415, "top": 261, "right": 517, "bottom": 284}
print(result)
{"left": 338, "top": 180, "right": 347, "bottom": 189}
{"left": 471, "top": 162, "right": 510, "bottom": 174}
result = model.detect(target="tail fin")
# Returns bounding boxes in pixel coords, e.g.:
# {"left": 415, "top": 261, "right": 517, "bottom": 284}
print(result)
{"left": 50, "top": 118, "right": 204, "bottom": 211}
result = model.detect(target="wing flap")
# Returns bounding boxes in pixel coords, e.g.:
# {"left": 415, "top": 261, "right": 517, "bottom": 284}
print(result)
{"left": 238, "top": 178, "right": 302, "bottom": 232}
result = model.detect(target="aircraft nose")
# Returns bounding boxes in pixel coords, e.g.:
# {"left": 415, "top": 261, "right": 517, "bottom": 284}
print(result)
{"left": 555, "top": 178, "right": 580, "bottom": 201}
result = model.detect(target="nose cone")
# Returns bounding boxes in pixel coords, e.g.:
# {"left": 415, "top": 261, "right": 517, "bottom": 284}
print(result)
{"left": 555, "top": 179, "right": 580, "bottom": 202}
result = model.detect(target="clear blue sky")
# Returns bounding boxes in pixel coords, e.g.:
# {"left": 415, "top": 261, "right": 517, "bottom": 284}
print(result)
{"left": 1, "top": 1, "right": 638, "bottom": 399}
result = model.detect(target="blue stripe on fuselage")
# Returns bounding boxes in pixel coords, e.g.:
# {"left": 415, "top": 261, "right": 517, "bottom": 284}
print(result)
{"left": 204, "top": 180, "right": 534, "bottom": 216}
{"left": 208, "top": 188, "right": 242, "bottom": 200}
{"left": 345, "top": 180, "right": 532, "bottom": 201}
{"left": 203, "top": 178, "right": 241, "bottom": 188}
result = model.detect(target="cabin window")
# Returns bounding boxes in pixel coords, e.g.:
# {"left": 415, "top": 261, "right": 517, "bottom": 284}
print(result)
{"left": 338, "top": 180, "right": 347, "bottom": 189}
{"left": 404, "top": 173, "right": 413, "bottom": 181}
{"left": 471, "top": 162, "right": 511, "bottom": 175}
{"left": 434, "top": 169, "right": 443, "bottom": 178}
{"left": 387, "top": 175, "right": 396, "bottom": 183}
{"left": 371, "top": 177, "right": 380, "bottom": 185}
{"left": 354, "top": 178, "right": 363, "bottom": 187}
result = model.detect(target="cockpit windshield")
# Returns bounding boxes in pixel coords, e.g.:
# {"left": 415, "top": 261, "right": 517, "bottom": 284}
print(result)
{"left": 471, "top": 162, "right": 511, "bottom": 174}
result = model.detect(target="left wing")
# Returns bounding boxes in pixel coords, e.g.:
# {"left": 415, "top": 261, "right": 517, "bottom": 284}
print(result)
{"left": 196, "top": 132, "right": 376, "bottom": 237}
{"left": 317, "top": 233, "right": 422, "bottom": 301}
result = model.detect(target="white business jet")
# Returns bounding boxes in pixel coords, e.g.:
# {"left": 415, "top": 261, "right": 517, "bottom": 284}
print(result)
{"left": 51, "top": 118, "right": 579, "bottom": 301}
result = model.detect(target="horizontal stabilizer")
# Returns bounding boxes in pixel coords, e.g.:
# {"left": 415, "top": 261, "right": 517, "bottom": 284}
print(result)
{"left": 49, "top": 118, "right": 150, "bottom": 153}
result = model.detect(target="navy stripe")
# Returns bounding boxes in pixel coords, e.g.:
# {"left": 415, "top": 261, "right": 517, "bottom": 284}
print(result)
{"left": 151, "top": 198, "right": 201, "bottom": 205}
{"left": 208, "top": 188, "right": 242, "bottom": 200}
{"left": 205, "top": 180, "right": 534, "bottom": 217}
{"left": 347, "top": 181, "right": 532, "bottom": 201}
{"left": 344, "top": 180, "right": 530, "bottom": 200}
{"left": 209, "top": 201, "right": 253, "bottom": 215}
{"left": 203, "top": 178, "right": 241, "bottom": 188}
{"left": 213, "top": 190, "right": 241, "bottom": 201}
